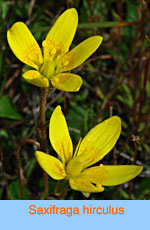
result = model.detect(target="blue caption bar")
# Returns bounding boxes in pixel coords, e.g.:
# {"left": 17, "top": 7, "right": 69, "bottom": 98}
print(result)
{"left": 0, "top": 200, "right": 149, "bottom": 230}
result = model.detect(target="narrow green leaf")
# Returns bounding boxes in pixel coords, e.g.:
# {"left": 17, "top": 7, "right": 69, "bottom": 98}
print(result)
{"left": 31, "top": 21, "right": 137, "bottom": 33}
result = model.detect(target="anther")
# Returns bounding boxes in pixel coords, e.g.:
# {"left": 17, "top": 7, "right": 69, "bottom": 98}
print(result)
{"left": 51, "top": 48, "right": 56, "bottom": 55}
{"left": 63, "top": 60, "right": 69, "bottom": 66}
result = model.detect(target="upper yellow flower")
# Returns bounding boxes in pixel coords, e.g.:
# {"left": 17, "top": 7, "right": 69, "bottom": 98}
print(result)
{"left": 7, "top": 8, "right": 103, "bottom": 92}
{"left": 35, "top": 106, "right": 143, "bottom": 193}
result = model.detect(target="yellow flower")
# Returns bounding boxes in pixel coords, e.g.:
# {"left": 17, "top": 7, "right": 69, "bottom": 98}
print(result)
{"left": 35, "top": 106, "right": 143, "bottom": 193}
{"left": 7, "top": 8, "right": 103, "bottom": 92}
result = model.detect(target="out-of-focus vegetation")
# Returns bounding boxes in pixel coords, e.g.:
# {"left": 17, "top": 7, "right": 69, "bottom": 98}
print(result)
{"left": 0, "top": 0, "right": 150, "bottom": 200}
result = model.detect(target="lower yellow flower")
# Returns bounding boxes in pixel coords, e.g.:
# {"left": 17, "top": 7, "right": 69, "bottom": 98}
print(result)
{"left": 35, "top": 106, "right": 143, "bottom": 193}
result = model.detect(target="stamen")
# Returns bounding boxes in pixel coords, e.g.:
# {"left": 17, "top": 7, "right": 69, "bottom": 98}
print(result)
{"left": 56, "top": 55, "right": 60, "bottom": 60}
{"left": 43, "top": 38, "right": 65, "bottom": 62}
{"left": 63, "top": 60, "right": 69, "bottom": 66}
{"left": 51, "top": 48, "right": 56, "bottom": 55}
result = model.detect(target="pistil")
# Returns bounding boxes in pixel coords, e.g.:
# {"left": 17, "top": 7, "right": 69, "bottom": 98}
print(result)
{"left": 40, "top": 60, "right": 55, "bottom": 79}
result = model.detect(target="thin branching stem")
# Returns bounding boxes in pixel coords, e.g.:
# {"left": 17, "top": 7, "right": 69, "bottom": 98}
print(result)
{"left": 16, "top": 139, "right": 40, "bottom": 200}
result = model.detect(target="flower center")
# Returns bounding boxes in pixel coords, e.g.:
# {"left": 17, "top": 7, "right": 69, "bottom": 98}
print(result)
{"left": 42, "top": 39, "right": 71, "bottom": 76}
{"left": 66, "top": 157, "right": 83, "bottom": 178}
{"left": 42, "top": 39, "right": 64, "bottom": 63}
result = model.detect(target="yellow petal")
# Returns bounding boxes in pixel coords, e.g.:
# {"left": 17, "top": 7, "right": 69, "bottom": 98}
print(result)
{"left": 35, "top": 151, "right": 66, "bottom": 180}
{"left": 77, "top": 116, "right": 121, "bottom": 169}
{"left": 49, "top": 106, "right": 73, "bottom": 164}
{"left": 57, "top": 36, "right": 103, "bottom": 72}
{"left": 23, "top": 70, "right": 49, "bottom": 87}
{"left": 43, "top": 8, "right": 78, "bottom": 60}
{"left": 51, "top": 73, "right": 82, "bottom": 92}
{"left": 69, "top": 178, "right": 104, "bottom": 193}
{"left": 100, "top": 165, "right": 143, "bottom": 186}
{"left": 77, "top": 164, "right": 143, "bottom": 187}
{"left": 7, "top": 22, "right": 43, "bottom": 70}
{"left": 77, "top": 165, "right": 106, "bottom": 184}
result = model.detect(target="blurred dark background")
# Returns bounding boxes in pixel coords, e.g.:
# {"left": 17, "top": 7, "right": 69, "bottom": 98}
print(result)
{"left": 0, "top": 0, "right": 150, "bottom": 200}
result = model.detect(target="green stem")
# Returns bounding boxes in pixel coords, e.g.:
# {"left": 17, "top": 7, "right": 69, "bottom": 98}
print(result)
{"left": 40, "top": 88, "right": 49, "bottom": 199}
